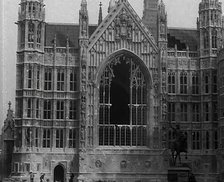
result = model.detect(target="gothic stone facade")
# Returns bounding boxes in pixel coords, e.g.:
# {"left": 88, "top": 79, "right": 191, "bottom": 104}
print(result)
{"left": 5, "top": 0, "right": 224, "bottom": 182}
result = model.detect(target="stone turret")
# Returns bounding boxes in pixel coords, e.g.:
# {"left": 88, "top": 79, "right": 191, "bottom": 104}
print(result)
{"left": 17, "top": 0, "right": 45, "bottom": 51}
{"left": 198, "top": 0, "right": 222, "bottom": 55}
{"left": 79, "top": 0, "right": 89, "bottom": 39}
{"left": 158, "top": 0, "right": 167, "bottom": 44}
{"left": 142, "top": 0, "right": 159, "bottom": 41}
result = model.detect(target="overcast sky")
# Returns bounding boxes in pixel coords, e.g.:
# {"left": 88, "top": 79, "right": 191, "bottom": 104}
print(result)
{"left": 1, "top": 0, "right": 224, "bottom": 129}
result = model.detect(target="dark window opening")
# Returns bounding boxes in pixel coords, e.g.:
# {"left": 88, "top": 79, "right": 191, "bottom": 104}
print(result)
{"left": 180, "top": 72, "right": 187, "bottom": 94}
{"left": 192, "top": 103, "right": 200, "bottom": 122}
{"left": 206, "top": 131, "right": 210, "bottom": 149}
{"left": 192, "top": 131, "right": 201, "bottom": 150}
{"left": 192, "top": 72, "right": 199, "bottom": 94}
{"left": 214, "top": 131, "right": 218, "bottom": 149}
{"left": 110, "top": 61, "right": 130, "bottom": 125}
{"left": 44, "top": 69, "right": 52, "bottom": 91}
{"left": 70, "top": 71, "right": 77, "bottom": 91}
{"left": 43, "top": 129, "right": 51, "bottom": 148}
{"left": 56, "top": 129, "right": 64, "bottom": 148}
{"left": 204, "top": 74, "right": 209, "bottom": 94}
{"left": 99, "top": 56, "right": 147, "bottom": 146}
{"left": 37, "top": 24, "right": 41, "bottom": 44}
{"left": 212, "top": 29, "right": 217, "bottom": 48}
{"left": 168, "top": 103, "right": 175, "bottom": 122}
{"left": 168, "top": 72, "right": 175, "bottom": 94}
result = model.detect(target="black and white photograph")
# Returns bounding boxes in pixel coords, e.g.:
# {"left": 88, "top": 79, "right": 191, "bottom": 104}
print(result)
{"left": 1, "top": 0, "right": 224, "bottom": 181}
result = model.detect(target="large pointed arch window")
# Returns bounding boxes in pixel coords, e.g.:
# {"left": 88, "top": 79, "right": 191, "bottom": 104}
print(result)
{"left": 99, "top": 56, "right": 147, "bottom": 146}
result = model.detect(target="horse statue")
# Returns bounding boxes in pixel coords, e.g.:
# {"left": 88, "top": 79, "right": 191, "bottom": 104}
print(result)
{"left": 169, "top": 124, "right": 188, "bottom": 166}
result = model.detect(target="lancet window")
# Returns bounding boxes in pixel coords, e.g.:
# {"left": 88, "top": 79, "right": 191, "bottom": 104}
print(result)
{"left": 168, "top": 72, "right": 175, "bottom": 94}
{"left": 37, "top": 23, "right": 41, "bottom": 44}
{"left": 192, "top": 72, "right": 199, "bottom": 94}
{"left": 28, "top": 22, "right": 35, "bottom": 43}
{"left": 180, "top": 72, "right": 188, "bottom": 94}
{"left": 212, "top": 29, "right": 217, "bottom": 48}
{"left": 204, "top": 30, "right": 209, "bottom": 49}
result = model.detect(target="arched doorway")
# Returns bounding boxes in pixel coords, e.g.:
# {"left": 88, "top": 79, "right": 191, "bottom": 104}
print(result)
{"left": 54, "top": 165, "right": 64, "bottom": 182}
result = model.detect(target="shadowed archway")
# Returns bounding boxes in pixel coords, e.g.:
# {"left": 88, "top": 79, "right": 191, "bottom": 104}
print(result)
{"left": 54, "top": 165, "right": 65, "bottom": 182}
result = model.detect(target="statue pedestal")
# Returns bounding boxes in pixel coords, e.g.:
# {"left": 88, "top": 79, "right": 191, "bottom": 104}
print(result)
{"left": 167, "top": 167, "right": 190, "bottom": 182}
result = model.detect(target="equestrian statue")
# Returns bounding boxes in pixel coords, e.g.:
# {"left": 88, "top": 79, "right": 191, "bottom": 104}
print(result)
{"left": 169, "top": 124, "right": 188, "bottom": 166}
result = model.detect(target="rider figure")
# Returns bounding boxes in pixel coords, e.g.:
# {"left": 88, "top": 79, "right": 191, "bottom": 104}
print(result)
{"left": 169, "top": 123, "right": 188, "bottom": 165}
{"left": 170, "top": 124, "right": 182, "bottom": 142}
{"left": 173, "top": 124, "right": 182, "bottom": 142}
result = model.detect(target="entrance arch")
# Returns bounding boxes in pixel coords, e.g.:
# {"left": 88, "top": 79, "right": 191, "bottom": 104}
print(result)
{"left": 54, "top": 165, "right": 64, "bottom": 182}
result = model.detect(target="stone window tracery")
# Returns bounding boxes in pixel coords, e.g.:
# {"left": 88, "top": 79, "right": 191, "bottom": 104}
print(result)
{"left": 204, "top": 102, "right": 209, "bottom": 121}
{"left": 43, "top": 100, "right": 52, "bottom": 119}
{"left": 37, "top": 68, "right": 40, "bottom": 89}
{"left": 36, "top": 99, "right": 40, "bottom": 118}
{"left": 56, "top": 129, "right": 64, "bottom": 148}
{"left": 26, "top": 98, "right": 32, "bottom": 118}
{"left": 212, "top": 29, "right": 217, "bottom": 49}
{"left": 70, "top": 71, "right": 77, "bottom": 91}
{"left": 99, "top": 56, "right": 147, "bottom": 146}
{"left": 37, "top": 23, "right": 41, "bottom": 44}
{"left": 212, "top": 71, "right": 217, "bottom": 93}
{"left": 192, "top": 131, "right": 201, "bottom": 150}
{"left": 69, "top": 100, "right": 77, "bottom": 120}
{"left": 192, "top": 72, "right": 199, "bottom": 94}
{"left": 180, "top": 72, "right": 187, "bottom": 94}
{"left": 56, "top": 101, "right": 64, "bottom": 119}
{"left": 168, "top": 72, "right": 175, "bottom": 94}
{"left": 34, "top": 128, "right": 39, "bottom": 147}
{"left": 44, "top": 69, "right": 52, "bottom": 91}
{"left": 204, "top": 30, "right": 209, "bottom": 49}
{"left": 43, "top": 129, "right": 51, "bottom": 148}
{"left": 204, "top": 73, "right": 209, "bottom": 94}
{"left": 57, "top": 70, "right": 65, "bottom": 91}
{"left": 69, "top": 129, "right": 77, "bottom": 148}
{"left": 27, "top": 67, "right": 32, "bottom": 88}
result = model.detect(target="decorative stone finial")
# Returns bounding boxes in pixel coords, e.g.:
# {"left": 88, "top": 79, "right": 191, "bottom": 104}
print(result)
{"left": 8, "top": 101, "right": 11, "bottom": 110}
{"left": 98, "top": 2, "right": 103, "bottom": 25}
